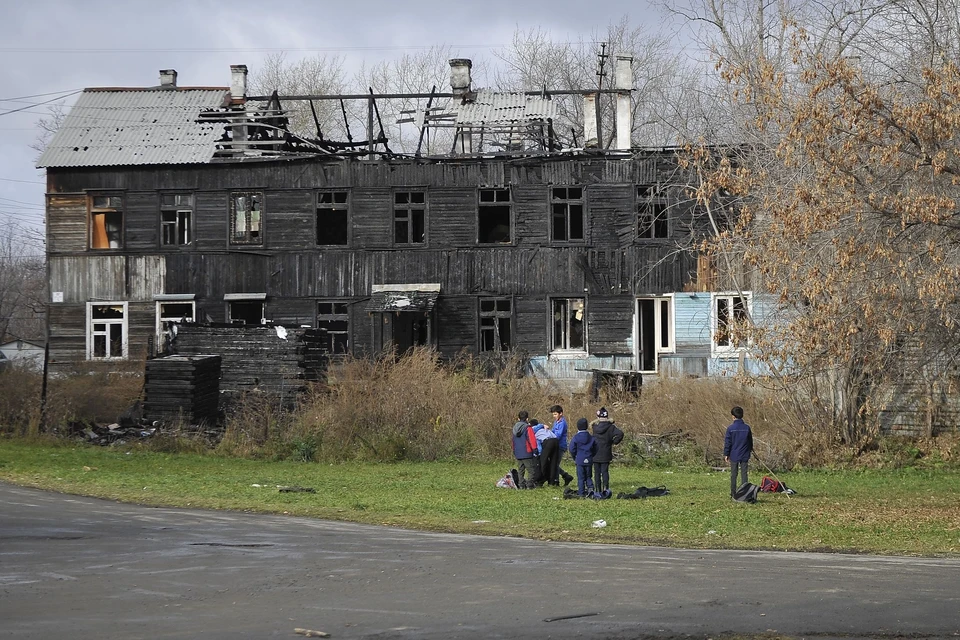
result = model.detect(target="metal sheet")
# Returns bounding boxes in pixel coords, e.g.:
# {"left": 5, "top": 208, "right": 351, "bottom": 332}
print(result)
{"left": 37, "top": 89, "right": 230, "bottom": 167}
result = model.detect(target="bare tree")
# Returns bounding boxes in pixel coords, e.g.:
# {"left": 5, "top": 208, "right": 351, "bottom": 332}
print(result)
{"left": 0, "top": 222, "right": 46, "bottom": 343}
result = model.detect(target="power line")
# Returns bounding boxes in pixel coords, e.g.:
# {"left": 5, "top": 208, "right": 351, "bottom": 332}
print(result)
{"left": 0, "top": 44, "right": 520, "bottom": 54}
{"left": 0, "top": 177, "right": 45, "bottom": 185}
{"left": 0, "top": 91, "right": 82, "bottom": 118}
{"left": 0, "top": 89, "right": 83, "bottom": 102}
{"left": 0, "top": 197, "right": 45, "bottom": 209}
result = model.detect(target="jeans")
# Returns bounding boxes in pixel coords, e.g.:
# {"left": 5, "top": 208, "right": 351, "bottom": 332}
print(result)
{"left": 576, "top": 463, "right": 594, "bottom": 495}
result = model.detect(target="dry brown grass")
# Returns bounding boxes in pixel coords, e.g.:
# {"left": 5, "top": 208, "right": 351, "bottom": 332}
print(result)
{"left": 239, "top": 348, "right": 804, "bottom": 466}
{"left": 0, "top": 366, "right": 43, "bottom": 436}
{"left": 41, "top": 360, "right": 144, "bottom": 431}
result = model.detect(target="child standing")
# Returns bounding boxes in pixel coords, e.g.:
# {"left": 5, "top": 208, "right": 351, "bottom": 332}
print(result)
{"left": 590, "top": 407, "right": 624, "bottom": 496}
{"left": 511, "top": 410, "right": 541, "bottom": 489}
{"left": 568, "top": 418, "right": 597, "bottom": 496}
{"left": 549, "top": 405, "right": 575, "bottom": 487}
{"left": 533, "top": 418, "right": 560, "bottom": 486}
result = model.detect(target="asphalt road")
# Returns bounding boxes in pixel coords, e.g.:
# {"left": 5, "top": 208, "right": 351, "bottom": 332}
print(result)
{"left": 1, "top": 483, "right": 958, "bottom": 640}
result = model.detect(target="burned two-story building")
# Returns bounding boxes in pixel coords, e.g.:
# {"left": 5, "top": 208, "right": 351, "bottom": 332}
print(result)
{"left": 37, "top": 59, "right": 759, "bottom": 390}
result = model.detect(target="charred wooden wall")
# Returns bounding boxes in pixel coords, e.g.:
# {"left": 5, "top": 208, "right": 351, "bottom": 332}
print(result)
{"left": 44, "top": 154, "right": 705, "bottom": 374}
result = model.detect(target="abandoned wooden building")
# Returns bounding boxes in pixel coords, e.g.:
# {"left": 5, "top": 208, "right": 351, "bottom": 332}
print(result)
{"left": 37, "top": 59, "right": 759, "bottom": 392}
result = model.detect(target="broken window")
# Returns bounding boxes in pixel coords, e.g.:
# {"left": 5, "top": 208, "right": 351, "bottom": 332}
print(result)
{"left": 160, "top": 193, "right": 193, "bottom": 246}
{"left": 156, "top": 300, "right": 195, "bottom": 355}
{"left": 478, "top": 188, "right": 511, "bottom": 244}
{"left": 637, "top": 184, "right": 669, "bottom": 239}
{"left": 551, "top": 187, "right": 584, "bottom": 242}
{"left": 317, "top": 301, "right": 350, "bottom": 354}
{"left": 713, "top": 293, "right": 751, "bottom": 353}
{"left": 229, "top": 301, "right": 264, "bottom": 325}
{"left": 317, "top": 191, "right": 349, "bottom": 245}
{"left": 552, "top": 297, "right": 586, "bottom": 351}
{"left": 479, "top": 297, "right": 512, "bottom": 352}
{"left": 87, "top": 302, "right": 127, "bottom": 359}
{"left": 394, "top": 191, "right": 426, "bottom": 245}
{"left": 89, "top": 195, "right": 123, "bottom": 249}
{"left": 230, "top": 192, "right": 263, "bottom": 245}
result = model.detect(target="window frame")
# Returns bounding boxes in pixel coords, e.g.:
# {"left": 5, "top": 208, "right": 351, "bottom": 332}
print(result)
{"left": 317, "top": 300, "right": 351, "bottom": 355}
{"left": 88, "top": 193, "right": 124, "bottom": 250}
{"left": 155, "top": 297, "right": 196, "bottom": 354}
{"left": 711, "top": 291, "right": 753, "bottom": 356}
{"left": 393, "top": 190, "right": 427, "bottom": 246}
{"left": 477, "top": 187, "right": 512, "bottom": 245}
{"left": 316, "top": 190, "right": 350, "bottom": 246}
{"left": 229, "top": 191, "right": 264, "bottom": 246}
{"left": 479, "top": 296, "right": 513, "bottom": 352}
{"left": 550, "top": 186, "right": 586, "bottom": 244}
{"left": 636, "top": 183, "right": 670, "bottom": 240}
{"left": 550, "top": 296, "right": 587, "bottom": 354}
{"left": 86, "top": 301, "right": 128, "bottom": 360}
{"left": 160, "top": 192, "right": 194, "bottom": 248}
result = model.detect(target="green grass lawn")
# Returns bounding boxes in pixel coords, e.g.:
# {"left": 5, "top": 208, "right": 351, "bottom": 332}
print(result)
{"left": 1, "top": 439, "right": 958, "bottom": 556}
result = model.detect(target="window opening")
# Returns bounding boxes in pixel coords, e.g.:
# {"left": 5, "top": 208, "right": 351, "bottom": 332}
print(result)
{"left": 161, "top": 193, "right": 193, "bottom": 246}
{"left": 317, "top": 301, "right": 350, "bottom": 354}
{"left": 230, "top": 192, "right": 263, "bottom": 245}
{"left": 394, "top": 191, "right": 425, "bottom": 244}
{"left": 480, "top": 297, "right": 512, "bottom": 351}
{"left": 229, "top": 301, "right": 264, "bottom": 325}
{"left": 637, "top": 184, "right": 669, "bottom": 239}
{"left": 317, "top": 191, "right": 349, "bottom": 245}
{"left": 552, "top": 297, "right": 585, "bottom": 351}
{"left": 88, "top": 303, "right": 126, "bottom": 359}
{"left": 551, "top": 187, "right": 584, "bottom": 242}
{"left": 90, "top": 195, "right": 123, "bottom": 249}
{"left": 714, "top": 294, "right": 750, "bottom": 350}
{"left": 478, "top": 188, "right": 511, "bottom": 244}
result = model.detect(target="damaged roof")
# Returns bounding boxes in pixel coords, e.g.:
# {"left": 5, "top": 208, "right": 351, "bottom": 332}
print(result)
{"left": 36, "top": 88, "right": 231, "bottom": 168}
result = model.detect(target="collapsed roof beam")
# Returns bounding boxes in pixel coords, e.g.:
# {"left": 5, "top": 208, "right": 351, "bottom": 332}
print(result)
{"left": 247, "top": 88, "right": 628, "bottom": 101}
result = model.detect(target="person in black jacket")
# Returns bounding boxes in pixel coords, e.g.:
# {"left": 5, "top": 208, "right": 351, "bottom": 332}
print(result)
{"left": 590, "top": 407, "right": 624, "bottom": 496}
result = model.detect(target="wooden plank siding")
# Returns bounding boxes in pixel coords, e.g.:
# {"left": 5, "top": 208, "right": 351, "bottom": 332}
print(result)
{"left": 44, "top": 154, "right": 713, "bottom": 382}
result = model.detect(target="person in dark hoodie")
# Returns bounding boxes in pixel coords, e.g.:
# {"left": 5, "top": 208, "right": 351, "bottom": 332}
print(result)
{"left": 590, "top": 407, "right": 624, "bottom": 497}
{"left": 723, "top": 406, "right": 754, "bottom": 498}
{"left": 567, "top": 418, "right": 597, "bottom": 497}
{"left": 511, "top": 410, "right": 541, "bottom": 489}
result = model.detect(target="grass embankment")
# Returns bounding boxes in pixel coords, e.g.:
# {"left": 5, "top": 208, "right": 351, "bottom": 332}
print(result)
{"left": 1, "top": 439, "right": 958, "bottom": 556}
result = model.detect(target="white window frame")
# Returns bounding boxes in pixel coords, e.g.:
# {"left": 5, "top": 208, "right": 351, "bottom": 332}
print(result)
{"left": 711, "top": 291, "right": 753, "bottom": 357}
{"left": 154, "top": 295, "right": 196, "bottom": 353}
{"left": 86, "top": 301, "right": 128, "bottom": 360}
{"left": 550, "top": 296, "right": 587, "bottom": 355}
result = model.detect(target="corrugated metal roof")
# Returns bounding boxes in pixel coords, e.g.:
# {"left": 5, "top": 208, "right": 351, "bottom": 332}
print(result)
{"left": 37, "top": 88, "right": 230, "bottom": 168}
{"left": 456, "top": 90, "right": 556, "bottom": 125}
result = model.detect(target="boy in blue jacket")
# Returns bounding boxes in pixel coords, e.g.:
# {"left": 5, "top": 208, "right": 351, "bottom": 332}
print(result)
{"left": 568, "top": 418, "right": 597, "bottom": 496}
{"left": 723, "top": 406, "right": 754, "bottom": 498}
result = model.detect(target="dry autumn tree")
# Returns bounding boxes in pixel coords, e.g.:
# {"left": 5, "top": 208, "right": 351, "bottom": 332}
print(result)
{"left": 681, "top": 0, "right": 960, "bottom": 444}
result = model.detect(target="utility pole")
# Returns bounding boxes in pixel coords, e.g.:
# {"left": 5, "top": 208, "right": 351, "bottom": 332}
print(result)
{"left": 596, "top": 42, "right": 609, "bottom": 149}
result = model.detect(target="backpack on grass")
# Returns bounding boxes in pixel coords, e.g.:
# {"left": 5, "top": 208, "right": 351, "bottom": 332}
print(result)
{"left": 760, "top": 475, "right": 795, "bottom": 494}
{"left": 734, "top": 482, "right": 760, "bottom": 503}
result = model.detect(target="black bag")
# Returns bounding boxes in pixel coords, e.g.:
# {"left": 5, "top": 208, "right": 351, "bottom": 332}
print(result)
{"left": 734, "top": 482, "right": 760, "bottom": 503}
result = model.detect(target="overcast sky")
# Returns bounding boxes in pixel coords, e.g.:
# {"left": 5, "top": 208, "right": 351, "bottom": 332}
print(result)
{"left": 1, "top": 0, "right": 679, "bottom": 246}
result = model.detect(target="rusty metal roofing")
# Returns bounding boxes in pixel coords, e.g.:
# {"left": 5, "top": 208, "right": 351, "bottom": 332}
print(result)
{"left": 37, "top": 88, "right": 230, "bottom": 168}
{"left": 455, "top": 90, "right": 556, "bottom": 125}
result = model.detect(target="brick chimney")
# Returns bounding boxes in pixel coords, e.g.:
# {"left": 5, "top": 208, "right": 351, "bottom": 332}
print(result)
{"left": 450, "top": 59, "right": 473, "bottom": 155}
{"left": 159, "top": 69, "right": 177, "bottom": 88}
{"left": 230, "top": 64, "right": 248, "bottom": 102}
{"left": 614, "top": 56, "right": 633, "bottom": 150}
